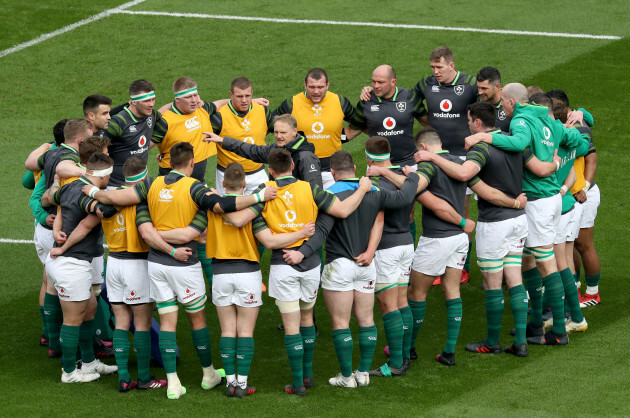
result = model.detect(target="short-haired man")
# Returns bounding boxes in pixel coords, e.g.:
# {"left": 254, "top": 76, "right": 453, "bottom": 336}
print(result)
{"left": 222, "top": 148, "right": 373, "bottom": 396}
{"left": 45, "top": 153, "right": 119, "bottom": 382}
{"left": 211, "top": 77, "right": 274, "bottom": 195}
{"left": 85, "top": 142, "right": 277, "bottom": 399}
{"left": 151, "top": 77, "right": 220, "bottom": 182}
{"left": 273, "top": 68, "right": 356, "bottom": 188}
{"left": 466, "top": 83, "right": 590, "bottom": 345}
{"left": 417, "top": 102, "right": 532, "bottom": 356}
{"left": 284, "top": 150, "right": 419, "bottom": 386}
{"left": 105, "top": 79, "right": 161, "bottom": 187}
{"left": 205, "top": 114, "right": 323, "bottom": 189}
{"left": 477, "top": 66, "right": 511, "bottom": 132}
{"left": 157, "top": 162, "right": 316, "bottom": 398}
{"left": 83, "top": 94, "right": 112, "bottom": 135}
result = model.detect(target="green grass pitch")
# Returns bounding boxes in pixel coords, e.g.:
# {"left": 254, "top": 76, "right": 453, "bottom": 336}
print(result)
{"left": 1, "top": 0, "right": 629, "bottom": 415}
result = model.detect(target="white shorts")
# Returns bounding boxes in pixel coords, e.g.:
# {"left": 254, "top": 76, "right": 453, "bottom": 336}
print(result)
{"left": 269, "top": 264, "right": 320, "bottom": 302}
{"left": 321, "top": 258, "right": 377, "bottom": 293}
{"left": 412, "top": 233, "right": 468, "bottom": 277}
{"left": 555, "top": 207, "right": 578, "bottom": 245}
{"left": 524, "top": 194, "right": 561, "bottom": 248}
{"left": 579, "top": 184, "right": 600, "bottom": 229}
{"left": 148, "top": 261, "right": 206, "bottom": 304}
{"left": 374, "top": 244, "right": 414, "bottom": 285}
{"left": 215, "top": 168, "right": 269, "bottom": 196}
{"left": 476, "top": 215, "right": 528, "bottom": 260}
{"left": 213, "top": 270, "right": 263, "bottom": 307}
{"left": 34, "top": 222, "right": 54, "bottom": 264}
{"left": 568, "top": 203, "right": 583, "bottom": 242}
{"left": 91, "top": 255, "right": 104, "bottom": 285}
{"left": 321, "top": 171, "right": 335, "bottom": 190}
{"left": 45, "top": 255, "right": 93, "bottom": 302}
{"left": 106, "top": 257, "right": 150, "bottom": 304}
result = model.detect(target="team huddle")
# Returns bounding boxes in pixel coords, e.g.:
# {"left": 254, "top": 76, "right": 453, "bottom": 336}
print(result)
{"left": 24, "top": 45, "right": 602, "bottom": 399}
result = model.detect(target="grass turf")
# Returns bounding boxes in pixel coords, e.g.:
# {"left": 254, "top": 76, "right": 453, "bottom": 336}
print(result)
{"left": 1, "top": 0, "right": 629, "bottom": 415}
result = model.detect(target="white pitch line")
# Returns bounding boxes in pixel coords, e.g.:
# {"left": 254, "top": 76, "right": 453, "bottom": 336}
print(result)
{"left": 0, "top": 0, "right": 146, "bottom": 59}
{"left": 116, "top": 10, "right": 621, "bottom": 40}
{"left": 0, "top": 238, "right": 34, "bottom": 244}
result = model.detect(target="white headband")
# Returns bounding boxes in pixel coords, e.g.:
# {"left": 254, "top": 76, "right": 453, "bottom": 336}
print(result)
{"left": 86, "top": 166, "right": 113, "bottom": 177}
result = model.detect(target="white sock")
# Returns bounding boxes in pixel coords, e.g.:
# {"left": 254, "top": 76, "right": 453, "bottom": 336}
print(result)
{"left": 237, "top": 374, "right": 248, "bottom": 388}
{"left": 166, "top": 372, "right": 181, "bottom": 388}
{"left": 227, "top": 374, "right": 236, "bottom": 384}
{"left": 586, "top": 285, "right": 598, "bottom": 295}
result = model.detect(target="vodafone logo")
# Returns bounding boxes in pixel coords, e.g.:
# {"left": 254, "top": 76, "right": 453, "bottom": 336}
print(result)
{"left": 312, "top": 122, "right": 324, "bottom": 134}
{"left": 116, "top": 214, "right": 124, "bottom": 226}
{"left": 382, "top": 117, "right": 396, "bottom": 130}
{"left": 244, "top": 136, "right": 255, "bottom": 144}
{"left": 440, "top": 99, "right": 453, "bottom": 112}
{"left": 138, "top": 135, "right": 147, "bottom": 147}
{"left": 285, "top": 210, "right": 297, "bottom": 222}
{"left": 543, "top": 127, "right": 551, "bottom": 140}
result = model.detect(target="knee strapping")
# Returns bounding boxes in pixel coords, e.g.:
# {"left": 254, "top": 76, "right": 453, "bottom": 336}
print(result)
{"left": 477, "top": 258, "right": 503, "bottom": 273}
{"left": 375, "top": 282, "right": 397, "bottom": 293}
{"left": 503, "top": 254, "right": 522, "bottom": 268}
{"left": 528, "top": 246, "right": 555, "bottom": 262}
{"left": 92, "top": 284, "right": 102, "bottom": 297}
{"left": 183, "top": 295, "right": 207, "bottom": 313}
{"left": 275, "top": 299, "right": 300, "bottom": 314}
{"left": 157, "top": 298, "right": 178, "bottom": 315}
{"left": 299, "top": 300, "right": 315, "bottom": 311}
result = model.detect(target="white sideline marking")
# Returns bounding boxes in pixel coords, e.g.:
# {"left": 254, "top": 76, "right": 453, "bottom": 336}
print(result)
{"left": 0, "top": 0, "right": 146, "bottom": 59}
{"left": 116, "top": 10, "right": 621, "bottom": 40}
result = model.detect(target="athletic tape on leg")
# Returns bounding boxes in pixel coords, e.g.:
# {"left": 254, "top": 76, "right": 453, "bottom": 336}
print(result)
{"left": 299, "top": 300, "right": 315, "bottom": 311}
{"left": 157, "top": 298, "right": 178, "bottom": 315}
{"left": 183, "top": 295, "right": 207, "bottom": 313}
{"left": 503, "top": 254, "right": 522, "bottom": 268}
{"left": 528, "top": 246, "right": 555, "bottom": 262}
{"left": 276, "top": 299, "right": 300, "bottom": 313}
{"left": 477, "top": 258, "right": 503, "bottom": 273}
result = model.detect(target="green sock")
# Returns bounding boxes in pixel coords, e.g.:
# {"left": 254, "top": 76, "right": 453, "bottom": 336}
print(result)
{"left": 523, "top": 267, "right": 543, "bottom": 327}
{"left": 197, "top": 243, "right": 213, "bottom": 288}
{"left": 300, "top": 325, "right": 316, "bottom": 378}
{"left": 192, "top": 327, "right": 213, "bottom": 368}
{"left": 464, "top": 241, "right": 472, "bottom": 273}
{"left": 542, "top": 285, "right": 551, "bottom": 311}
{"left": 408, "top": 299, "right": 426, "bottom": 349}
{"left": 357, "top": 325, "right": 377, "bottom": 372}
{"left": 60, "top": 324, "right": 80, "bottom": 373}
{"left": 284, "top": 334, "right": 303, "bottom": 388}
{"left": 485, "top": 289, "right": 504, "bottom": 346}
{"left": 332, "top": 328, "right": 353, "bottom": 377}
{"left": 508, "top": 285, "right": 528, "bottom": 346}
{"left": 399, "top": 306, "right": 413, "bottom": 359}
{"left": 383, "top": 310, "right": 404, "bottom": 368}
{"left": 560, "top": 268, "right": 584, "bottom": 322}
{"left": 585, "top": 273, "right": 600, "bottom": 288}
{"left": 79, "top": 319, "right": 96, "bottom": 364}
{"left": 113, "top": 329, "right": 130, "bottom": 382}
{"left": 133, "top": 330, "right": 151, "bottom": 382}
{"left": 236, "top": 337, "right": 254, "bottom": 378}
{"left": 39, "top": 306, "right": 48, "bottom": 339}
{"left": 158, "top": 331, "right": 177, "bottom": 374}
{"left": 444, "top": 298, "right": 462, "bottom": 354}
{"left": 44, "top": 293, "right": 62, "bottom": 352}
{"left": 543, "top": 272, "right": 566, "bottom": 335}
{"left": 220, "top": 336, "right": 237, "bottom": 376}
{"left": 410, "top": 219, "right": 417, "bottom": 245}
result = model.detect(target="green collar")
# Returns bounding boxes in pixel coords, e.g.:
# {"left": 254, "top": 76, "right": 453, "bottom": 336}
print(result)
{"left": 438, "top": 71, "right": 460, "bottom": 87}
{"left": 376, "top": 87, "right": 399, "bottom": 103}
{"left": 171, "top": 169, "right": 187, "bottom": 177}
{"left": 228, "top": 101, "right": 251, "bottom": 116}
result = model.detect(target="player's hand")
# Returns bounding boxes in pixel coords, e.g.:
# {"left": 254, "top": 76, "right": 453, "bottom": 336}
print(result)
{"left": 354, "top": 251, "right": 374, "bottom": 266}
{"left": 415, "top": 150, "right": 433, "bottom": 163}
{"left": 81, "top": 184, "right": 92, "bottom": 196}
{"left": 50, "top": 247, "right": 64, "bottom": 259}
{"left": 173, "top": 247, "right": 192, "bottom": 262}
{"left": 263, "top": 186, "right": 277, "bottom": 201}
{"left": 205, "top": 188, "right": 219, "bottom": 196}
{"left": 402, "top": 165, "right": 416, "bottom": 176}
{"left": 366, "top": 165, "right": 384, "bottom": 177}
{"left": 462, "top": 218, "right": 476, "bottom": 234}
{"left": 573, "top": 190, "right": 587, "bottom": 203}
{"left": 552, "top": 149, "right": 561, "bottom": 169}
{"left": 360, "top": 86, "right": 373, "bottom": 102}
{"left": 252, "top": 97, "right": 270, "bottom": 107}
{"left": 54, "top": 231, "right": 67, "bottom": 245}
{"left": 300, "top": 222, "right": 316, "bottom": 238}
{"left": 283, "top": 249, "right": 305, "bottom": 265}
{"left": 566, "top": 110, "right": 584, "bottom": 127}
{"left": 516, "top": 193, "right": 527, "bottom": 209}
{"left": 359, "top": 176, "right": 372, "bottom": 192}
{"left": 45, "top": 214, "right": 56, "bottom": 227}
{"left": 157, "top": 153, "right": 163, "bottom": 163}
{"left": 465, "top": 133, "right": 487, "bottom": 150}
{"left": 202, "top": 132, "right": 223, "bottom": 143}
